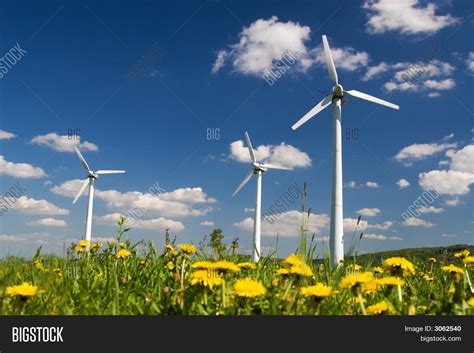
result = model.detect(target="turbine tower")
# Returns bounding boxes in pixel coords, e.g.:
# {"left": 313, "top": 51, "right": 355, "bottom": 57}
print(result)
{"left": 232, "top": 132, "right": 292, "bottom": 262}
{"left": 72, "top": 146, "right": 125, "bottom": 245}
{"left": 291, "top": 35, "right": 399, "bottom": 266}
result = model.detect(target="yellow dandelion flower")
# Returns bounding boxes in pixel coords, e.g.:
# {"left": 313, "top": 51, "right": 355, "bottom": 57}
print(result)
{"left": 468, "top": 297, "right": 474, "bottom": 307}
{"left": 91, "top": 242, "right": 102, "bottom": 249}
{"left": 165, "top": 244, "right": 175, "bottom": 252}
{"left": 233, "top": 278, "right": 266, "bottom": 298}
{"left": 418, "top": 305, "right": 429, "bottom": 312}
{"left": 116, "top": 249, "right": 131, "bottom": 259}
{"left": 177, "top": 243, "right": 197, "bottom": 254}
{"left": 423, "top": 274, "right": 434, "bottom": 281}
{"left": 448, "top": 286, "right": 455, "bottom": 294}
{"left": 376, "top": 276, "right": 405, "bottom": 287}
{"left": 79, "top": 240, "right": 90, "bottom": 247}
{"left": 463, "top": 256, "right": 474, "bottom": 265}
{"left": 382, "top": 257, "right": 415, "bottom": 276}
{"left": 364, "top": 280, "right": 379, "bottom": 294}
{"left": 275, "top": 268, "right": 290, "bottom": 276}
{"left": 74, "top": 245, "right": 85, "bottom": 253}
{"left": 237, "top": 262, "right": 257, "bottom": 270}
{"left": 373, "top": 266, "right": 384, "bottom": 274}
{"left": 189, "top": 270, "right": 223, "bottom": 288}
{"left": 139, "top": 259, "right": 146, "bottom": 266}
{"left": 191, "top": 261, "right": 215, "bottom": 270}
{"left": 340, "top": 271, "right": 373, "bottom": 289}
{"left": 428, "top": 257, "right": 437, "bottom": 263}
{"left": 166, "top": 261, "right": 175, "bottom": 270}
{"left": 347, "top": 264, "right": 363, "bottom": 271}
{"left": 442, "top": 264, "right": 464, "bottom": 275}
{"left": 213, "top": 260, "right": 240, "bottom": 273}
{"left": 300, "top": 283, "right": 332, "bottom": 298}
{"left": 6, "top": 282, "right": 41, "bottom": 298}
{"left": 454, "top": 249, "right": 470, "bottom": 259}
{"left": 283, "top": 254, "right": 303, "bottom": 267}
{"left": 119, "top": 242, "right": 127, "bottom": 248}
{"left": 171, "top": 251, "right": 179, "bottom": 257}
{"left": 366, "top": 301, "right": 394, "bottom": 315}
{"left": 34, "top": 260, "right": 45, "bottom": 271}
{"left": 289, "top": 263, "right": 313, "bottom": 277}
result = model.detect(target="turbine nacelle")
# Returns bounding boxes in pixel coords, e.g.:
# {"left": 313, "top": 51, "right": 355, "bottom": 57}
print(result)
{"left": 332, "top": 84, "right": 344, "bottom": 98}
{"left": 252, "top": 163, "right": 268, "bottom": 173}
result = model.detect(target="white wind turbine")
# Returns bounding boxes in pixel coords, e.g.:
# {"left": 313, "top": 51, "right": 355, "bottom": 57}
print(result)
{"left": 291, "top": 35, "right": 399, "bottom": 266}
{"left": 72, "top": 146, "right": 125, "bottom": 245}
{"left": 232, "top": 132, "right": 292, "bottom": 262}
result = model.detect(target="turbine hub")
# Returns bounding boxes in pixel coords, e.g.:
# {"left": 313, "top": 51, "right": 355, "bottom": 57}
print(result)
{"left": 332, "top": 84, "right": 344, "bottom": 101}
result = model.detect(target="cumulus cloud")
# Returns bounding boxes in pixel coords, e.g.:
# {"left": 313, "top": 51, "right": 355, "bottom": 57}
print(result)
{"left": 96, "top": 213, "right": 185, "bottom": 232}
{"left": 443, "top": 197, "right": 461, "bottom": 206}
{"left": 396, "top": 179, "right": 410, "bottom": 189}
{"left": 419, "top": 144, "right": 474, "bottom": 195}
{"left": 363, "top": 0, "right": 458, "bottom": 35}
{"left": 402, "top": 217, "right": 435, "bottom": 227}
{"left": 0, "top": 155, "right": 46, "bottom": 178}
{"left": 229, "top": 140, "right": 311, "bottom": 169}
{"left": 31, "top": 133, "right": 98, "bottom": 153}
{"left": 234, "top": 210, "right": 330, "bottom": 237}
{"left": 466, "top": 52, "right": 474, "bottom": 73}
{"left": 394, "top": 138, "right": 457, "bottom": 165}
{"left": 200, "top": 221, "right": 215, "bottom": 226}
{"left": 212, "top": 16, "right": 370, "bottom": 78}
{"left": 417, "top": 206, "right": 444, "bottom": 214}
{"left": 0, "top": 130, "right": 16, "bottom": 139}
{"left": 366, "top": 181, "right": 379, "bottom": 188}
{"left": 27, "top": 218, "right": 68, "bottom": 227}
{"left": 344, "top": 181, "right": 357, "bottom": 189}
{"left": 11, "top": 196, "right": 69, "bottom": 215}
{"left": 244, "top": 207, "right": 255, "bottom": 213}
{"left": 51, "top": 180, "right": 215, "bottom": 218}
{"left": 362, "top": 62, "right": 390, "bottom": 81}
{"left": 363, "top": 233, "right": 403, "bottom": 241}
{"left": 343, "top": 218, "right": 394, "bottom": 232}
{"left": 356, "top": 208, "right": 381, "bottom": 217}
{"left": 441, "top": 233, "right": 456, "bottom": 238}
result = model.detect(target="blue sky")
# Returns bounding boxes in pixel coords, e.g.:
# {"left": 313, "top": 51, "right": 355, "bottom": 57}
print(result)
{"left": 0, "top": 0, "right": 473, "bottom": 258}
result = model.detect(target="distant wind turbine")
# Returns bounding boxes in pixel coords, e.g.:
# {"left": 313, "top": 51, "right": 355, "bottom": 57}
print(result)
{"left": 72, "top": 146, "right": 125, "bottom": 245}
{"left": 291, "top": 35, "right": 399, "bottom": 266}
{"left": 232, "top": 132, "right": 292, "bottom": 262}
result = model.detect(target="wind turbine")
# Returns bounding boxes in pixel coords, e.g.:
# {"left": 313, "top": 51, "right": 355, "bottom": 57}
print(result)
{"left": 232, "top": 132, "right": 292, "bottom": 262}
{"left": 291, "top": 35, "right": 399, "bottom": 266}
{"left": 72, "top": 146, "right": 125, "bottom": 246}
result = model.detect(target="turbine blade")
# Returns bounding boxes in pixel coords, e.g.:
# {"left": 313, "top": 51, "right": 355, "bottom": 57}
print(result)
{"left": 232, "top": 169, "right": 254, "bottom": 197}
{"left": 95, "top": 170, "right": 126, "bottom": 175}
{"left": 74, "top": 146, "right": 91, "bottom": 171}
{"left": 291, "top": 94, "right": 333, "bottom": 130}
{"left": 73, "top": 178, "right": 90, "bottom": 204}
{"left": 260, "top": 163, "right": 293, "bottom": 171}
{"left": 244, "top": 131, "right": 256, "bottom": 163}
{"left": 322, "top": 35, "right": 338, "bottom": 84}
{"left": 344, "top": 90, "right": 399, "bottom": 110}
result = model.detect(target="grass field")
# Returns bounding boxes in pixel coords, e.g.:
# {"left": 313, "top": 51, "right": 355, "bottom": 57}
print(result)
{"left": 1, "top": 217, "right": 473, "bottom": 315}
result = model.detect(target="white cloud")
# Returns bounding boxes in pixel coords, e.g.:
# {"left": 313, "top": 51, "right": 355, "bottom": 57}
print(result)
{"left": 363, "top": 0, "right": 458, "bottom": 35}
{"left": 466, "top": 52, "right": 474, "bottom": 73}
{"left": 356, "top": 208, "right": 380, "bottom": 217}
{"left": 424, "top": 78, "right": 455, "bottom": 90}
{"left": 93, "top": 237, "right": 117, "bottom": 243}
{"left": 396, "top": 179, "right": 410, "bottom": 189}
{"left": 363, "top": 233, "right": 403, "bottom": 241}
{"left": 234, "top": 210, "right": 330, "bottom": 237}
{"left": 31, "top": 133, "right": 98, "bottom": 153}
{"left": 27, "top": 218, "right": 68, "bottom": 227}
{"left": 419, "top": 170, "right": 474, "bottom": 195}
{"left": 212, "top": 16, "right": 370, "bottom": 78}
{"left": 312, "top": 44, "right": 369, "bottom": 72}
{"left": 244, "top": 207, "right": 255, "bottom": 213}
{"left": 362, "top": 62, "right": 390, "bottom": 81}
{"left": 394, "top": 141, "right": 457, "bottom": 164}
{"left": 229, "top": 140, "right": 311, "bottom": 169}
{"left": 367, "top": 221, "right": 394, "bottom": 230}
{"left": 443, "top": 197, "right": 461, "bottom": 206}
{"left": 343, "top": 218, "right": 393, "bottom": 232}
{"left": 366, "top": 181, "right": 379, "bottom": 188}
{"left": 52, "top": 180, "right": 215, "bottom": 218}
{"left": 96, "top": 213, "right": 185, "bottom": 232}
{"left": 11, "top": 196, "right": 69, "bottom": 215}
{"left": 344, "top": 181, "right": 357, "bottom": 189}
{"left": 441, "top": 233, "right": 456, "bottom": 238}
{"left": 448, "top": 145, "right": 474, "bottom": 174}
{"left": 0, "top": 130, "right": 16, "bottom": 139}
{"left": 0, "top": 155, "right": 46, "bottom": 179}
{"left": 200, "top": 221, "right": 215, "bottom": 226}
{"left": 417, "top": 206, "right": 444, "bottom": 214}
{"left": 402, "top": 217, "right": 435, "bottom": 227}
{"left": 427, "top": 92, "right": 441, "bottom": 98}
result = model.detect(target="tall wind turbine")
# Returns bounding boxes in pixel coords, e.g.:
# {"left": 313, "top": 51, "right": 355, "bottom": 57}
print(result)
{"left": 72, "top": 146, "right": 125, "bottom": 245}
{"left": 291, "top": 35, "right": 399, "bottom": 266}
{"left": 232, "top": 132, "right": 292, "bottom": 262}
